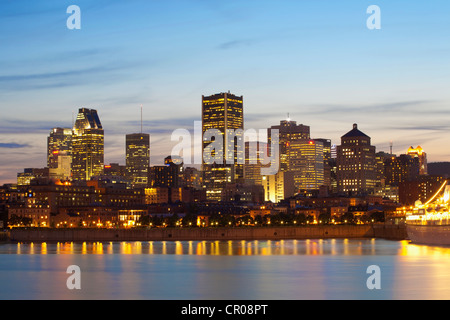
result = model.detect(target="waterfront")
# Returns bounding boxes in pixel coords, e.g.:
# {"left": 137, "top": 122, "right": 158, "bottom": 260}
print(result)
{"left": 1, "top": 239, "right": 450, "bottom": 300}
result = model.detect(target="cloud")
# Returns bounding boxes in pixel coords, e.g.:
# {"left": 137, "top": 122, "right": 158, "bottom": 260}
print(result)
{"left": 0, "top": 61, "right": 142, "bottom": 92}
{"left": 0, "top": 143, "right": 29, "bottom": 149}
{"left": 217, "top": 39, "right": 255, "bottom": 50}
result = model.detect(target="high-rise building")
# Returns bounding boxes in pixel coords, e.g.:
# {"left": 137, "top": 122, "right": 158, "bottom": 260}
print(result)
{"left": 407, "top": 146, "right": 427, "bottom": 175}
{"left": 126, "top": 133, "right": 150, "bottom": 188}
{"left": 202, "top": 92, "right": 244, "bottom": 200}
{"left": 314, "top": 138, "right": 332, "bottom": 189}
{"left": 336, "top": 124, "right": 376, "bottom": 195}
{"left": 47, "top": 128, "right": 72, "bottom": 169}
{"left": 72, "top": 108, "right": 104, "bottom": 181}
{"left": 289, "top": 139, "right": 324, "bottom": 191}
{"left": 269, "top": 119, "right": 310, "bottom": 172}
{"left": 243, "top": 141, "right": 269, "bottom": 186}
{"left": 384, "top": 154, "right": 420, "bottom": 186}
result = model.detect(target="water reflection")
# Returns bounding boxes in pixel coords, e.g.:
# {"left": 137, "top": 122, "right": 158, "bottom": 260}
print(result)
{"left": 2, "top": 239, "right": 450, "bottom": 256}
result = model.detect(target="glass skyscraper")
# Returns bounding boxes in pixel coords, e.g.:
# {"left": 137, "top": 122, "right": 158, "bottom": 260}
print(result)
{"left": 72, "top": 108, "right": 104, "bottom": 181}
{"left": 202, "top": 92, "right": 244, "bottom": 201}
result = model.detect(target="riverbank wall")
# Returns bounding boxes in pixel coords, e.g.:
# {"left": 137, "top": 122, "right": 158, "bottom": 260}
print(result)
{"left": 0, "top": 232, "right": 8, "bottom": 241}
{"left": 8, "top": 224, "right": 407, "bottom": 242}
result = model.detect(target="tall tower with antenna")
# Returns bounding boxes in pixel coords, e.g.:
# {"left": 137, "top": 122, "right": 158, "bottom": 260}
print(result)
{"left": 125, "top": 105, "right": 150, "bottom": 188}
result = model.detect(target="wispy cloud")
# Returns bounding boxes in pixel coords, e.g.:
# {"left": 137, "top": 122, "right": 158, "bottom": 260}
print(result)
{"left": 217, "top": 39, "right": 255, "bottom": 50}
{"left": 0, "top": 143, "right": 29, "bottom": 149}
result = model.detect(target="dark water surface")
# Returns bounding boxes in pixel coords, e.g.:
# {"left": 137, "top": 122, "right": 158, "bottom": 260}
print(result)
{"left": 0, "top": 238, "right": 449, "bottom": 300}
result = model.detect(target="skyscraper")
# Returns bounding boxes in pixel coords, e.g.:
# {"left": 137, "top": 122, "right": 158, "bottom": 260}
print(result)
{"left": 202, "top": 92, "right": 244, "bottom": 201}
{"left": 47, "top": 128, "right": 72, "bottom": 181}
{"left": 289, "top": 139, "right": 324, "bottom": 191}
{"left": 269, "top": 119, "right": 310, "bottom": 172}
{"left": 72, "top": 108, "right": 104, "bottom": 181}
{"left": 47, "top": 128, "right": 72, "bottom": 168}
{"left": 336, "top": 124, "right": 376, "bottom": 195}
{"left": 407, "top": 146, "right": 427, "bottom": 175}
{"left": 126, "top": 133, "right": 150, "bottom": 188}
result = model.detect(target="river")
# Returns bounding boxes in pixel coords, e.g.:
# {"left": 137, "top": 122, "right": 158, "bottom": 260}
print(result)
{"left": 0, "top": 238, "right": 449, "bottom": 300}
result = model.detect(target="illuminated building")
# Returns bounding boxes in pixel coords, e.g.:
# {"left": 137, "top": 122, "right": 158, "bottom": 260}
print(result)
{"left": 150, "top": 156, "right": 183, "bottom": 188}
{"left": 8, "top": 204, "right": 51, "bottom": 228}
{"left": 49, "top": 152, "right": 72, "bottom": 181}
{"left": 262, "top": 171, "right": 295, "bottom": 203}
{"left": 72, "top": 108, "right": 104, "bottom": 181}
{"left": 336, "top": 124, "right": 376, "bottom": 195}
{"left": 183, "top": 167, "right": 203, "bottom": 190}
{"left": 384, "top": 154, "right": 420, "bottom": 186}
{"left": 202, "top": 92, "right": 244, "bottom": 200}
{"left": 407, "top": 146, "right": 427, "bottom": 175}
{"left": 17, "top": 168, "right": 49, "bottom": 186}
{"left": 244, "top": 141, "right": 268, "bottom": 186}
{"left": 399, "top": 175, "right": 446, "bottom": 206}
{"left": 222, "top": 183, "right": 265, "bottom": 203}
{"left": 47, "top": 128, "right": 72, "bottom": 170}
{"left": 289, "top": 139, "right": 324, "bottom": 191}
{"left": 104, "top": 163, "right": 127, "bottom": 178}
{"left": 269, "top": 119, "right": 310, "bottom": 172}
{"left": 145, "top": 187, "right": 170, "bottom": 204}
{"left": 375, "top": 151, "right": 392, "bottom": 186}
{"left": 314, "top": 138, "right": 332, "bottom": 189}
{"left": 126, "top": 133, "right": 150, "bottom": 188}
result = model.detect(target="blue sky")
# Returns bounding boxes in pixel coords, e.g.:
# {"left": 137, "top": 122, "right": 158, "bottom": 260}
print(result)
{"left": 1, "top": 0, "right": 450, "bottom": 184}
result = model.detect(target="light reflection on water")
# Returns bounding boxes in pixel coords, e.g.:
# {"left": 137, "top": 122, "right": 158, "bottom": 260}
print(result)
{"left": 1, "top": 239, "right": 450, "bottom": 300}
{"left": 3, "top": 238, "right": 450, "bottom": 256}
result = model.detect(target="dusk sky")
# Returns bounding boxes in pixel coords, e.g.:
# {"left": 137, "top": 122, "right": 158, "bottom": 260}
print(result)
{"left": 1, "top": 0, "right": 450, "bottom": 184}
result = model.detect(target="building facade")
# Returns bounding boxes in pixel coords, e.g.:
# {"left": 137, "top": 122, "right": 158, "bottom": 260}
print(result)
{"left": 289, "top": 139, "right": 324, "bottom": 191}
{"left": 47, "top": 127, "right": 73, "bottom": 180}
{"left": 202, "top": 92, "right": 244, "bottom": 200}
{"left": 269, "top": 119, "right": 310, "bottom": 172}
{"left": 72, "top": 108, "right": 104, "bottom": 181}
{"left": 336, "top": 124, "right": 376, "bottom": 195}
{"left": 407, "top": 146, "right": 427, "bottom": 175}
{"left": 126, "top": 133, "right": 150, "bottom": 188}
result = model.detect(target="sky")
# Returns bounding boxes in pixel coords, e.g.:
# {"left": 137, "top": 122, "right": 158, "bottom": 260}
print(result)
{"left": 1, "top": 0, "right": 450, "bottom": 184}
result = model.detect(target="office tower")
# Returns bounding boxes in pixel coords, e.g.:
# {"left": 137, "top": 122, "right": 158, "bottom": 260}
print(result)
{"left": 150, "top": 156, "right": 183, "bottom": 188}
{"left": 336, "top": 123, "right": 376, "bottom": 195}
{"left": 47, "top": 128, "right": 72, "bottom": 168}
{"left": 72, "top": 108, "right": 104, "bottom": 181}
{"left": 314, "top": 138, "right": 331, "bottom": 189}
{"left": 126, "top": 133, "right": 150, "bottom": 188}
{"left": 384, "top": 154, "right": 420, "bottom": 186}
{"left": 375, "top": 151, "right": 392, "bottom": 186}
{"left": 407, "top": 146, "right": 427, "bottom": 175}
{"left": 269, "top": 119, "right": 310, "bottom": 172}
{"left": 289, "top": 139, "right": 324, "bottom": 191}
{"left": 202, "top": 92, "right": 244, "bottom": 201}
{"left": 262, "top": 171, "right": 295, "bottom": 203}
{"left": 243, "top": 141, "right": 268, "bottom": 186}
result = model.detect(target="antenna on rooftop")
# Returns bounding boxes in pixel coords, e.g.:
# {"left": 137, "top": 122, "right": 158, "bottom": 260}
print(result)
{"left": 390, "top": 141, "right": 393, "bottom": 154}
{"left": 140, "top": 104, "right": 143, "bottom": 133}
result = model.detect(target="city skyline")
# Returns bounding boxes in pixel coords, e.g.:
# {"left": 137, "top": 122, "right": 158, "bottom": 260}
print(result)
{"left": 2, "top": 1, "right": 450, "bottom": 185}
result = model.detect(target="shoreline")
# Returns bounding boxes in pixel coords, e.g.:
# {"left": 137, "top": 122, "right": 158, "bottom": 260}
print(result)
{"left": 7, "top": 224, "right": 407, "bottom": 242}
